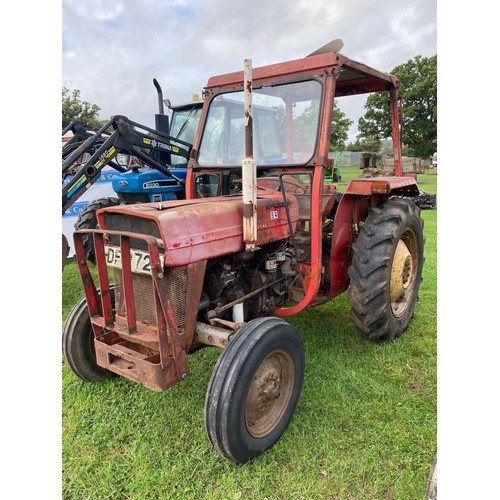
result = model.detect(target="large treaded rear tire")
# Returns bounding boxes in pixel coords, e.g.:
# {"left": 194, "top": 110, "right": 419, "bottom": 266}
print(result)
{"left": 347, "top": 198, "right": 425, "bottom": 342}
{"left": 75, "top": 197, "right": 122, "bottom": 263}
{"left": 205, "top": 317, "right": 305, "bottom": 464}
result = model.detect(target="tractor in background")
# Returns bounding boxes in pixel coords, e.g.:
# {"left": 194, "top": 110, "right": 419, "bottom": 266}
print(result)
{"left": 62, "top": 80, "right": 202, "bottom": 265}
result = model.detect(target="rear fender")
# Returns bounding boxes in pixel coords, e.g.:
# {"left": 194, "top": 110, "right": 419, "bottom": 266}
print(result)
{"left": 328, "top": 176, "right": 419, "bottom": 297}
{"left": 344, "top": 176, "right": 419, "bottom": 198}
{"left": 329, "top": 193, "right": 369, "bottom": 297}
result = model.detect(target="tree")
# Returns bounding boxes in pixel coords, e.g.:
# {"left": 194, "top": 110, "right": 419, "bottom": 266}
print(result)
{"left": 345, "top": 135, "right": 381, "bottom": 153}
{"left": 62, "top": 88, "right": 102, "bottom": 129}
{"left": 290, "top": 99, "right": 352, "bottom": 152}
{"left": 357, "top": 55, "right": 437, "bottom": 158}
{"left": 330, "top": 103, "right": 353, "bottom": 150}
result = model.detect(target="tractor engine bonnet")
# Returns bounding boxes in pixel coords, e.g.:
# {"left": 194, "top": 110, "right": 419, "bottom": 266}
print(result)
{"left": 97, "top": 192, "right": 299, "bottom": 267}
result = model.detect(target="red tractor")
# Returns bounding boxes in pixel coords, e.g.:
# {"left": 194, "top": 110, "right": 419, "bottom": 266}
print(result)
{"left": 63, "top": 43, "right": 424, "bottom": 464}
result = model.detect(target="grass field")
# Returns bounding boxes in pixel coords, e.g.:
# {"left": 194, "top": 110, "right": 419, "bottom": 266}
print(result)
{"left": 62, "top": 169, "right": 437, "bottom": 499}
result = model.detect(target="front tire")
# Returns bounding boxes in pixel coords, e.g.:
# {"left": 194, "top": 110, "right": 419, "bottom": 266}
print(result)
{"left": 75, "top": 197, "right": 122, "bottom": 263}
{"left": 205, "top": 317, "right": 305, "bottom": 464}
{"left": 62, "top": 289, "right": 117, "bottom": 382}
{"left": 347, "top": 198, "right": 425, "bottom": 341}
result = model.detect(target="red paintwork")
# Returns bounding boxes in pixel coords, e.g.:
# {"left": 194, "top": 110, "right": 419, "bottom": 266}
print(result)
{"left": 98, "top": 192, "right": 299, "bottom": 267}
{"left": 344, "top": 177, "right": 420, "bottom": 197}
{"left": 390, "top": 89, "right": 403, "bottom": 176}
{"left": 327, "top": 177, "right": 419, "bottom": 296}
{"left": 74, "top": 229, "right": 188, "bottom": 391}
{"left": 275, "top": 165, "right": 325, "bottom": 316}
{"left": 328, "top": 193, "right": 370, "bottom": 297}
{"left": 206, "top": 52, "right": 338, "bottom": 88}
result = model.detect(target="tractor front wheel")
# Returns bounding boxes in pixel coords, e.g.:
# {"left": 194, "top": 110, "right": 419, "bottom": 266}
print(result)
{"left": 347, "top": 198, "right": 425, "bottom": 341}
{"left": 205, "top": 317, "right": 305, "bottom": 464}
{"left": 63, "top": 289, "right": 117, "bottom": 382}
{"left": 75, "top": 197, "right": 122, "bottom": 263}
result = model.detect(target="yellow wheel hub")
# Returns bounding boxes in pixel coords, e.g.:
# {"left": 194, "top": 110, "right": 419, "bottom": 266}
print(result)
{"left": 390, "top": 239, "right": 413, "bottom": 302}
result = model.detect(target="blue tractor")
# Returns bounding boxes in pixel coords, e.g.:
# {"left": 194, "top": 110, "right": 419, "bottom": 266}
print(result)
{"left": 62, "top": 80, "right": 202, "bottom": 262}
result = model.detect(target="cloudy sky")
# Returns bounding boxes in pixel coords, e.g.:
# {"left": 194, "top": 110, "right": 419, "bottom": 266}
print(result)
{"left": 62, "top": 0, "right": 437, "bottom": 141}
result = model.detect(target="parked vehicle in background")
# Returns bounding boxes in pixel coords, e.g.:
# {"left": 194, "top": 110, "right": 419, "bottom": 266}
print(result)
{"left": 62, "top": 79, "right": 202, "bottom": 265}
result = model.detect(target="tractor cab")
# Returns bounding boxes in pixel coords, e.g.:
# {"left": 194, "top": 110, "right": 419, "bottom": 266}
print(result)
{"left": 185, "top": 50, "right": 419, "bottom": 312}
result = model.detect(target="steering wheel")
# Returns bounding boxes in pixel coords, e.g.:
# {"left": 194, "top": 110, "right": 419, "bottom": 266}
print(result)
{"left": 282, "top": 180, "right": 307, "bottom": 194}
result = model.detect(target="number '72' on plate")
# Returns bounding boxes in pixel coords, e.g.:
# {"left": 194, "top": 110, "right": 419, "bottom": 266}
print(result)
{"left": 104, "top": 245, "right": 164, "bottom": 275}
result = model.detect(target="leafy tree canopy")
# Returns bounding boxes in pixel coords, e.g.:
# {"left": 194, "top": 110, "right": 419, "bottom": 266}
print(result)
{"left": 290, "top": 99, "right": 352, "bottom": 152}
{"left": 62, "top": 88, "right": 103, "bottom": 129}
{"left": 345, "top": 135, "right": 381, "bottom": 153}
{"left": 357, "top": 54, "right": 437, "bottom": 158}
{"left": 330, "top": 103, "right": 353, "bottom": 151}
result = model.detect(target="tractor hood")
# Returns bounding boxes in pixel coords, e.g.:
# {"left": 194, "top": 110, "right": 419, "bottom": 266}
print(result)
{"left": 97, "top": 192, "right": 299, "bottom": 267}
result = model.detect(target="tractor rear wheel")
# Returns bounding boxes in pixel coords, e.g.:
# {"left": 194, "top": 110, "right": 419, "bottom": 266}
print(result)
{"left": 75, "top": 197, "right": 122, "bottom": 263}
{"left": 347, "top": 198, "right": 425, "bottom": 341}
{"left": 63, "top": 288, "right": 117, "bottom": 382}
{"left": 205, "top": 317, "right": 304, "bottom": 464}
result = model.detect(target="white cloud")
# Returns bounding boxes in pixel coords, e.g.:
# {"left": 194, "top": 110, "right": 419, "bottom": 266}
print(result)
{"left": 62, "top": 0, "right": 437, "bottom": 134}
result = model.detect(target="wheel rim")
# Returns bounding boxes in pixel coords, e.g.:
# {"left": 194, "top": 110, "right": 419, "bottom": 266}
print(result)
{"left": 244, "top": 349, "right": 295, "bottom": 438}
{"left": 390, "top": 228, "right": 419, "bottom": 317}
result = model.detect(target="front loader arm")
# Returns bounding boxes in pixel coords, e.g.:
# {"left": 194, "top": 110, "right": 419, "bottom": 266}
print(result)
{"left": 62, "top": 121, "right": 94, "bottom": 162}
{"left": 62, "top": 115, "right": 192, "bottom": 214}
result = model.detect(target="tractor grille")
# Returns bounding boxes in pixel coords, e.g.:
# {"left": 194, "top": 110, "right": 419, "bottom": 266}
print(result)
{"left": 163, "top": 266, "right": 189, "bottom": 332}
{"left": 117, "top": 192, "right": 150, "bottom": 204}
{"left": 113, "top": 266, "right": 188, "bottom": 332}
{"left": 114, "top": 270, "right": 157, "bottom": 325}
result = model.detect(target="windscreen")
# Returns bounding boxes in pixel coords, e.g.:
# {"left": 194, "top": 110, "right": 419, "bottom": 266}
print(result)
{"left": 169, "top": 105, "right": 202, "bottom": 166}
{"left": 198, "top": 80, "right": 322, "bottom": 167}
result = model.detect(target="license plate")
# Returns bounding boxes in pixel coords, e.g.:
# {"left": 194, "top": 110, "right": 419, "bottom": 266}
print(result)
{"left": 104, "top": 245, "right": 164, "bottom": 275}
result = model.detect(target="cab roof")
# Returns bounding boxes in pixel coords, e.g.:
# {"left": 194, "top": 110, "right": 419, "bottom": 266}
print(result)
{"left": 205, "top": 51, "right": 398, "bottom": 97}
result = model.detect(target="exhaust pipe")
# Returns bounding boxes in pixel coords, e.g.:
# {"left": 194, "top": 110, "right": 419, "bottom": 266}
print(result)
{"left": 242, "top": 59, "right": 257, "bottom": 251}
{"left": 153, "top": 78, "right": 170, "bottom": 165}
